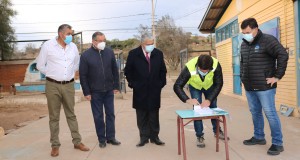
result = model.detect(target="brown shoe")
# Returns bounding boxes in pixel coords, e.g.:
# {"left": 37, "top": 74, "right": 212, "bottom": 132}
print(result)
{"left": 51, "top": 147, "right": 59, "bottom": 157}
{"left": 74, "top": 143, "right": 90, "bottom": 151}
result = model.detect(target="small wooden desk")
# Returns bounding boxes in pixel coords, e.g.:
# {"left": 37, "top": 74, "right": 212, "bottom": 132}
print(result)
{"left": 176, "top": 109, "right": 230, "bottom": 160}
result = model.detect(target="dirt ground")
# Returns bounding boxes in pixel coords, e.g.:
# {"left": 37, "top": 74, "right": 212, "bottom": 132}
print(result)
{"left": 0, "top": 103, "right": 48, "bottom": 132}
{"left": 0, "top": 70, "right": 180, "bottom": 133}
{"left": 0, "top": 90, "right": 86, "bottom": 134}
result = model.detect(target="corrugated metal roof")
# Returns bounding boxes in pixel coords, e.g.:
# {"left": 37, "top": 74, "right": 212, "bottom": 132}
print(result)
{"left": 198, "top": 0, "right": 232, "bottom": 33}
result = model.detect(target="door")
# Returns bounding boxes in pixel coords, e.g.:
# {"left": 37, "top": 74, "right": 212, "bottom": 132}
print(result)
{"left": 232, "top": 35, "right": 242, "bottom": 95}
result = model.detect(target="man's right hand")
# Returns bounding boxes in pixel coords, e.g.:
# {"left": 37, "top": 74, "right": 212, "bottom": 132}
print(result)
{"left": 186, "top": 99, "right": 200, "bottom": 105}
{"left": 85, "top": 95, "right": 91, "bottom": 101}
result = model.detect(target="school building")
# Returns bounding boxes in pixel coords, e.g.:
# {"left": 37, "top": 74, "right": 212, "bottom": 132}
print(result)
{"left": 198, "top": 0, "right": 299, "bottom": 117}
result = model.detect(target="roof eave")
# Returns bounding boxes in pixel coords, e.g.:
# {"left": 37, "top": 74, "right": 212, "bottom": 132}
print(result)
{"left": 198, "top": 0, "right": 215, "bottom": 32}
{"left": 198, "top": 0, "right": 232, "bottom": 33}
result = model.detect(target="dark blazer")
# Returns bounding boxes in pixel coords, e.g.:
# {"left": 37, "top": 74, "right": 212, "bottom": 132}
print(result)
{"left": 79, "top": 46, "right": 119, "bottom": 96}
{"left": 124, "top": 46, "right": 167, "bottom": 110}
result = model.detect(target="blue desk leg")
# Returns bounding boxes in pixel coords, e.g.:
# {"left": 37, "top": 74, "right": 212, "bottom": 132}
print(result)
{"left": 177, "top": 116, "right": 181, "bottom": 155}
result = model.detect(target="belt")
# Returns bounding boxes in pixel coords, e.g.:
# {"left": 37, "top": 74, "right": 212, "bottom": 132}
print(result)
{"left": 46, "top": 77, "right": 74, "bottom": 84}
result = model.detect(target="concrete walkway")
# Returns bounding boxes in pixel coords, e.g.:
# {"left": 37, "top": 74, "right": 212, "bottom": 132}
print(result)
{"left": 0, "top": 77, "right": 300, "bottom": 160}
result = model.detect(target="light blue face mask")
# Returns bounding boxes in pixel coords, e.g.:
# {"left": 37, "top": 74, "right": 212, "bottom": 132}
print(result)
{"left": 64, "top": 35, "right": 73, "bottom": 45}
{"left": 242, "top": 33, "right": 254, "bottom": 42}
{"left": 197, "top": 69, "right": 208, "bottom": 76}
{"left": 145, "top": 45, "right": 155, "bottom": 53}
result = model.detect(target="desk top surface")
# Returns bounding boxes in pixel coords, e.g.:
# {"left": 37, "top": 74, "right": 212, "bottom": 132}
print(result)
{"left": 176, "top": 109, "right": 229, "bottom": 119}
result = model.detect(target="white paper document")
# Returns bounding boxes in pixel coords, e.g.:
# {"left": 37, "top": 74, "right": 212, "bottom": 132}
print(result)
{"left": 212, "top": 108, "right": 225, "bottom": 112}
{"left": 193, "top": 105, "right": 214, "bottom": 115}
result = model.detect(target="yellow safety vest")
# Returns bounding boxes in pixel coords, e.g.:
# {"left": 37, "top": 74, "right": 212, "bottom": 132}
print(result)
{"left": 186, "top": 56, "right": 218, "bottom": 90}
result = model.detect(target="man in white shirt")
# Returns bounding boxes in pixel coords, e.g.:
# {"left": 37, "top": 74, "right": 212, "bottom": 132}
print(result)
{"left": 36, "top": 24, "right": 89, "bottom": 157}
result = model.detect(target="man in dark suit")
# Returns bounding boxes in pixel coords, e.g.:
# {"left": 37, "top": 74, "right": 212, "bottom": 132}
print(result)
{"left": 124, "top": 34, "right": 167, "bottom": 147}
{"left": 79, "top": 32, "right": 121, "bottom": 148}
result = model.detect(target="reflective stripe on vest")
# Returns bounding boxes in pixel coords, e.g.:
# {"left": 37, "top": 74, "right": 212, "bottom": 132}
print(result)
{"left": 186, "top": 56, "right": 218, "bottom": 90}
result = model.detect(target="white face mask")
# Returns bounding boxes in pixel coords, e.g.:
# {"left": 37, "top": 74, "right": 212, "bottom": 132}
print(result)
{"left": 242, "top": 33, "right": 254, "bottom": 42}
{"left": 145, "top": 44, "right": 155, "bottom": 53}
{"left": 197, "top": 69, "right": 208, "bottom": 76}
{"left": 97, "top": 42, "right": 106, "bottom": 50}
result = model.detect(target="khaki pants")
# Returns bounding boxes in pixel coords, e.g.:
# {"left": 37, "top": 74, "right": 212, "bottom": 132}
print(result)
{"left": 46, "top": 80, "right": 82, "bottom": 147}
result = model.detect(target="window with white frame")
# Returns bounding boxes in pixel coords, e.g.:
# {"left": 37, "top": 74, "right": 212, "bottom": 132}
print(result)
{"left": 216, "top": 19, "right": 239, "bottom": 43}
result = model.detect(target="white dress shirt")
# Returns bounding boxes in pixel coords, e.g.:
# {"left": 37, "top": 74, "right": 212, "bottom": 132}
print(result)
{"left": 36, "top": 37, "right": 80, "bottom": 81}
{"left": 142, "top": 48, "right": 151, "bottom": 57}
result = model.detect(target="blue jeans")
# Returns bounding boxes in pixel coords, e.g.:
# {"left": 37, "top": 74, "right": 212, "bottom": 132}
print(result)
{"left": 245, "top": 88, "right": 283, "bottom": 146}
{"left": 189, "top": 85, "right": 219, "bottom": 138}
{"left": 90, "top": 90, "right": 116, "bottom": 143}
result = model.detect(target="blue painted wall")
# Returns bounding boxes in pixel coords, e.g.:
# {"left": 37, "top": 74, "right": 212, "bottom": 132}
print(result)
{"left": 16, "top": 83, "right": 81, "bottom": 92}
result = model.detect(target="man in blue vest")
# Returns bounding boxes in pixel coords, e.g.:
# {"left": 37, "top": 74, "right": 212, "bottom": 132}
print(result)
{"left": 173, "top": 54, "right": 226, "bottom": 148}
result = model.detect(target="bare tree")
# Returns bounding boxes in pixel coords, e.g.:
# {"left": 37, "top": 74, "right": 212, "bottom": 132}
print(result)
{"left": 134, "top": 24, "right": 151, "bottom": 41}
{"left": 72, "top": 35, "right": 82, "bottom": 53}
{"left": 25, "top": 43, "right": 37, "bottom": 55}
{"left": 156, "top": 15, "right": 189, "bottom": 70}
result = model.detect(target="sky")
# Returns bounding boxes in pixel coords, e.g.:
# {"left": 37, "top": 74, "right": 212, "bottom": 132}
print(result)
{"left": 10, "top": 0, "right": 210, "bottom": 50}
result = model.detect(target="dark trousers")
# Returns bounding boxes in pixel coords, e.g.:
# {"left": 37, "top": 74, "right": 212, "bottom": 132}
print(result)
{"left": 136, "top": 109, "right": 160, "bottom": 141}
{"left": 90, "top": 90, "right": 115, "bottom": 143}
{"left": 189, "top": 85, "right": 221, "bottom": 137}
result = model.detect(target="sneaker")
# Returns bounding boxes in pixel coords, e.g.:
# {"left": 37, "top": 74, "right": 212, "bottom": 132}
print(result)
{"left": 267, "top": 144, "right": 284, "bottom": 155}
{"left": 243, "top": 137, "right": 266, "bottom": 145}
{"left": 196, "top": 136, "right": 205, "bottom": 148}
{"left": 214, "top": 131, "right": 230, "bottom": 140}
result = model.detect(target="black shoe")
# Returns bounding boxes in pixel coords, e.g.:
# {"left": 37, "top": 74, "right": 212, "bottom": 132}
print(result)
{"left": 150, "top": 138, "right": 165, "bottom": 145}
{"left": 107, "top": 139, "right": 121, "bottom": 145}
{"left": 243, "top": 137, "right": 266, "bottom": 145}
{"left": 136, "top": 139, "right": 149, "bottom": 147}
{"left": 99, "top": 142, "right": 106, "bottom": 148}
{"left": 267, "top": 144, "right": 284, "bottom": 155}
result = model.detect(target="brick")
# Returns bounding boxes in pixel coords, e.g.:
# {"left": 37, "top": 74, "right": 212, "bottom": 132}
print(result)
{"left": 0, "top": 64, "right": 28, "bottom": 92}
